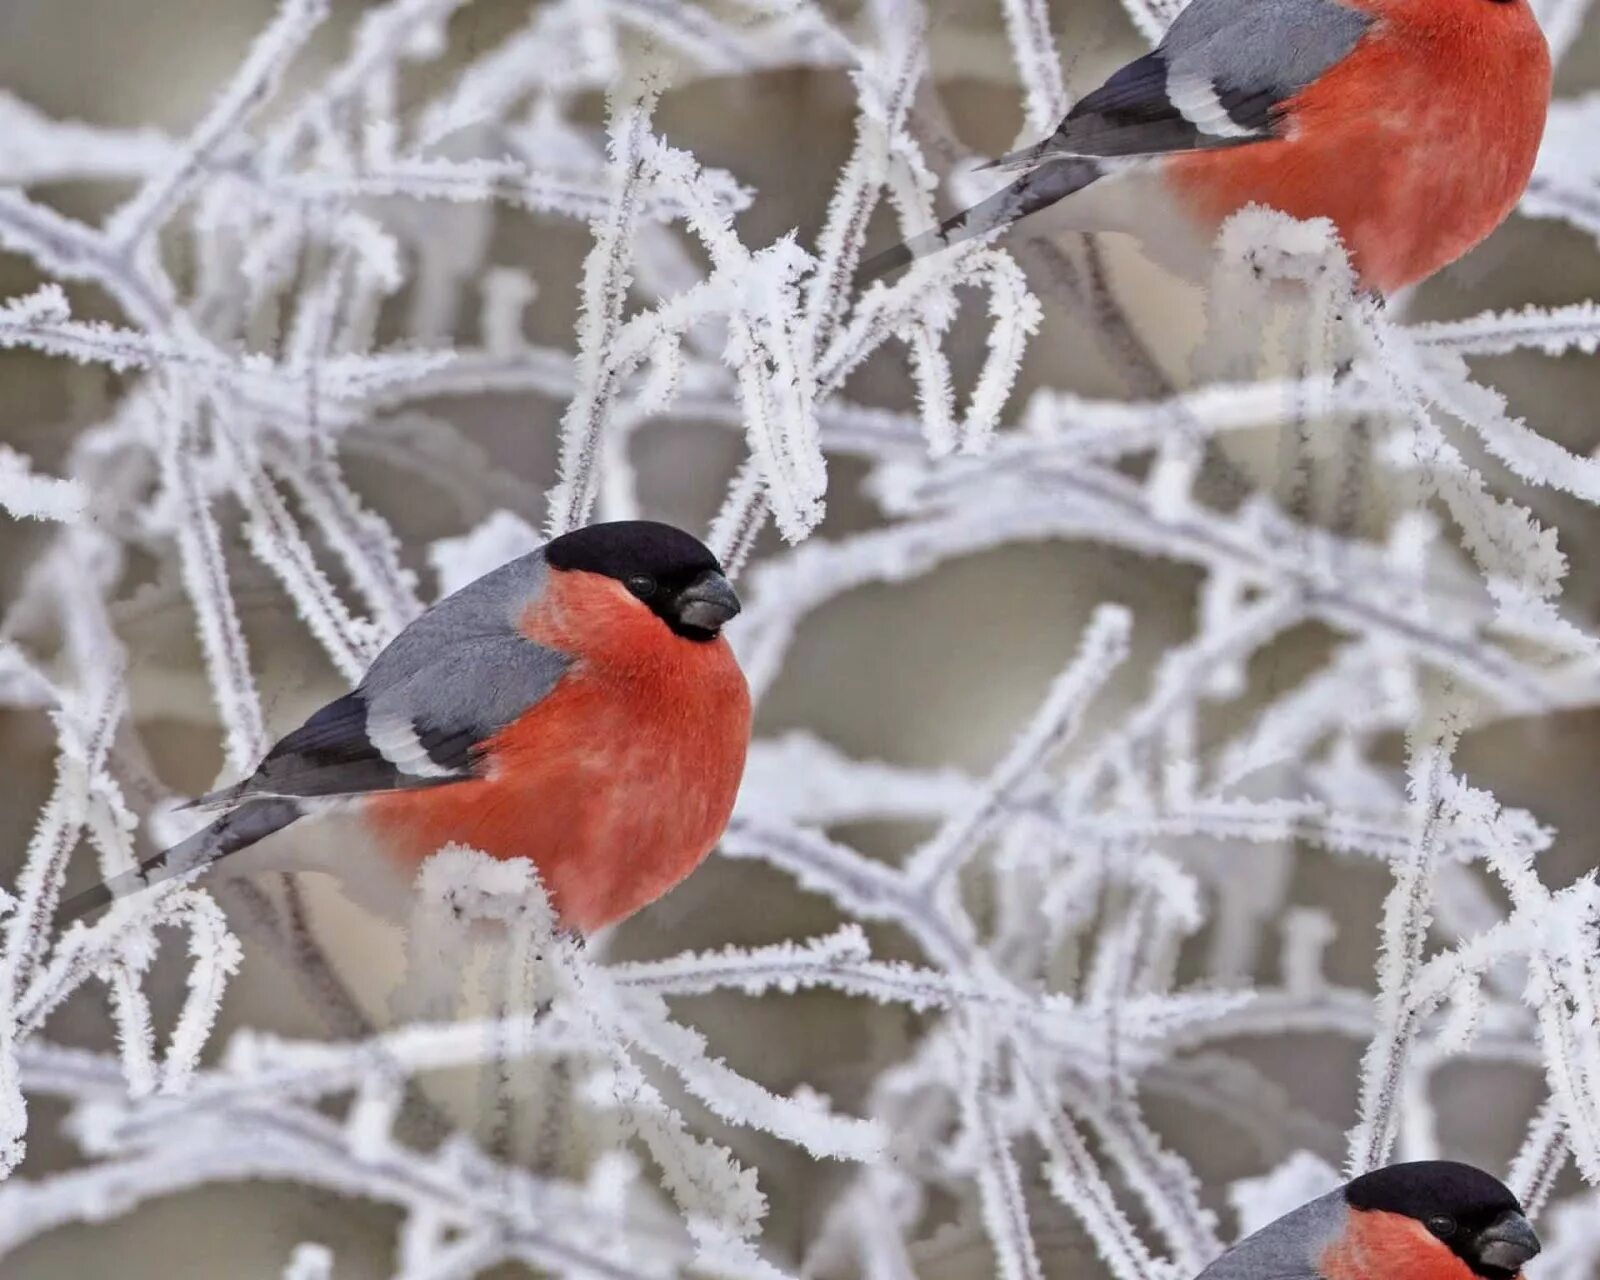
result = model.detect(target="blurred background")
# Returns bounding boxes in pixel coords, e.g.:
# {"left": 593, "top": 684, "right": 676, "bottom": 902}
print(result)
{"left": 3, "top": 0, "right": 1600, "bottom": 1275}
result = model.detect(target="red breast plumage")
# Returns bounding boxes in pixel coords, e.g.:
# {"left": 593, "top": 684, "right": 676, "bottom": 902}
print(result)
{"left": 1318, "top": 1207, "right": 1486, "bottom": 1280}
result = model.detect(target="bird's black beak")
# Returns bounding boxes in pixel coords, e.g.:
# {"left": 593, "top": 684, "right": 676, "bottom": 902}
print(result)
{"left": 1473, "top": 1211, "right": 1540, "bottom": 1273}
{"left": 674, "top": 570, "right": 741, "bottom": 633}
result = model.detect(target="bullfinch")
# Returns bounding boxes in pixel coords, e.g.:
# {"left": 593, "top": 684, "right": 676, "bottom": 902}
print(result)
{"left": 64, "top": 521, "right": 752, "bottom": 934}
{"left": 861, "top": 0, "right": 1552, "bottom": 293}
{"left": 1200, "top": 1161, "right": 1541, "bottom": 1280}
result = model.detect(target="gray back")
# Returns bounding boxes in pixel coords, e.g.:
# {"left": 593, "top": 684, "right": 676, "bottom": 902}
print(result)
{"left": 1048, "top": 0, "right": 1369, "bottom": 158}
{"left": 239, "top": 549, "right": 573, "bottom": 801}
{"left": 361, "top": 550, "right": 571, "bottom": 752}
{"left": 1196, "top": 1190, "right": 1347, "bottom": 1279}
{"left": 1163, "top": 0, "right": 1370, "bottom": 125}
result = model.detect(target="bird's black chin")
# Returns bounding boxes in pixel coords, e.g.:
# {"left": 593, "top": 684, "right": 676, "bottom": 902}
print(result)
{"left": 672, "top": 621, "right": 719, "bottom": 642}
{"left": 1472, "top": 1211, "right": 1540, "bottom": 1275}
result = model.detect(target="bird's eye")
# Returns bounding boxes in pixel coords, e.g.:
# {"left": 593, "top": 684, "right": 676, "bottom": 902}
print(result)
{"left": 625, "top": 574, "right": 657, "bottom": 600}
{"left": 1426, "top": 1216, "right": 1458, "bottom": 1239}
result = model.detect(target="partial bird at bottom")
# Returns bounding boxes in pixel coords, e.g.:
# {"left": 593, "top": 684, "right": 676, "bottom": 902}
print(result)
{"left": 1197, "top": 1160, "right": 1540, "bottom": 1280}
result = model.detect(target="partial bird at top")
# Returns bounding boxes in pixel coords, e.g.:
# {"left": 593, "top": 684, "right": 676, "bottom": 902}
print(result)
{"left": 859, "top": 0, "right": 1551, "bottom": 294}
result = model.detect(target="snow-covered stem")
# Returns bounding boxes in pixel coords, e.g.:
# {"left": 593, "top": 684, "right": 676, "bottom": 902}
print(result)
{"left": 545, "top": 71, "right": 661, "bottom": 538}
{"left": 907, "top": 604, "right": 1132, "bottom": 888}
{"left": 997, "top": 0, "right": 1070, "bottom": 131}
{"left": 1347, "top": 690, "right": 1466, "bottom": 1176}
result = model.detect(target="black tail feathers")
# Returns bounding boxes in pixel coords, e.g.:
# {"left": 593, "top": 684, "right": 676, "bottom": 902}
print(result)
{"left": 57, "top": 797, "right": 304, "bottom": 926}
{"left": 855, "top": 156, "right": 1103, "bottom": 286}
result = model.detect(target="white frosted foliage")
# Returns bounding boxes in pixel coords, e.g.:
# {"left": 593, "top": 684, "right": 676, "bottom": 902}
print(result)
{"left": 0, "top": 0, "right": 1599, "bottom": 1276}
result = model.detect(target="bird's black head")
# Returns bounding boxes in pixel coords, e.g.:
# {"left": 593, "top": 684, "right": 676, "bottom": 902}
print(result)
{"left": 1345, "top": 1162, "right": 1539, "bottom": 1279}
{"left": 544, "top": 520, "right": 740, "bottom": 641}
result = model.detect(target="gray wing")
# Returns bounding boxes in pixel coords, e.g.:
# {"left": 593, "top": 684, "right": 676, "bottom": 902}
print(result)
{"left": 210, "top": 551, "right": 572, "bottom": 805}
{"left": 1021, "top": 0, "right": 1370, "bottom": 161}
{"left": 1195, "top": 1190, "right": 1345, "bottom": 1279}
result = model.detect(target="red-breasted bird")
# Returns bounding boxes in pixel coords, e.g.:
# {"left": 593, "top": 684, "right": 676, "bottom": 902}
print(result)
{"left": 861, "top": 0, "right": 1551, "bottom": 293}
{"left": 1199, "top": 1161, "right": 1540, "bottom": 1279}
{"left": 65, "top": 521, "right": 752, "bottom": 933}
